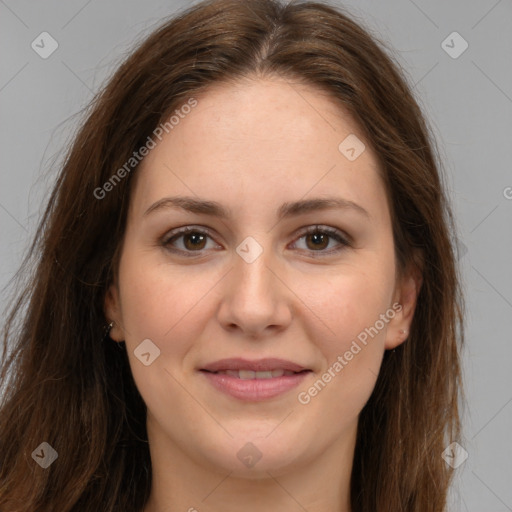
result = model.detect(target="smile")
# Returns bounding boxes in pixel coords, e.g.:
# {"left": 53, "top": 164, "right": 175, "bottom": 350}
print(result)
{"left": 200, "top": 371, "right": 311, "bottom": 401}
{"left": 209, "top": 369, "right": 299, "bottom": 379}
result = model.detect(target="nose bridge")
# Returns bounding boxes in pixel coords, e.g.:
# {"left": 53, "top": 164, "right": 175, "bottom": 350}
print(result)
{"left": 233, "top": 237, "right": 277, "bottom": 306}
{"left": 240, "top": 250, "right": 271, "bottom": 289}
{"left": 217, "top": 234, "right": 291, "bottom": 336}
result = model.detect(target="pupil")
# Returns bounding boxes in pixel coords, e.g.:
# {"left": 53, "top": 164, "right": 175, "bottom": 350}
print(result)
{"left": 308, "top": 233, "right": 328, "bottom": 250}
{"left": 185, "top": 233, "right": 205, "bottom": 250}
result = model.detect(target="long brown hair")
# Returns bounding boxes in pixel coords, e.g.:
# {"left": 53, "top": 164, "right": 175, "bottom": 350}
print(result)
{"left": 0, "top": 1, "right": 465, "bottom": 510}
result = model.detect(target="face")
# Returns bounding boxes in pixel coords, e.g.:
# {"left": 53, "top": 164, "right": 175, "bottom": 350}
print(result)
{"left": 105, "top": 77, "right": 420, "bottom": 478}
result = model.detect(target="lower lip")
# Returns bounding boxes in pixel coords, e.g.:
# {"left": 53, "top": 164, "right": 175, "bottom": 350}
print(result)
{"left": 200, "top": 371, "right": 311, "bottom": 401}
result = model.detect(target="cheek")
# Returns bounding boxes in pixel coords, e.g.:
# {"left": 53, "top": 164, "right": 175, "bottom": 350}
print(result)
{"left": 117, "top": 245, "right": 211, "bottom": 338}
{"left": 116, "top": 251, "right": 216, "bottom": 419}
{"left": 115, "top": 249, "right": 245, "bottom": 422}
{"left": 295, "top": 265, "right": 394, "bottom": 347}
{"left": 293, "top": 266, "right": 394, "bottom": 413}
{"left": 116, "top": 249, "right": 218, "bottom": 388}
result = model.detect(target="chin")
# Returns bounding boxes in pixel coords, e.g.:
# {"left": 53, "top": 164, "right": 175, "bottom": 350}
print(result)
{"left": 196, "top": 430, "right": 308, "bottom": 477}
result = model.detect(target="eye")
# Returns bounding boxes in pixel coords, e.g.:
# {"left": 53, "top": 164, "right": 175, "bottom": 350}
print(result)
{"left": 162, "top": 226, "right": 220, "bottom": 256}
{"left": 161, "top": 224, "right": 350, "bottom": 258}
{"left": 290, "top": 225, "right": 350, "bottom": 256}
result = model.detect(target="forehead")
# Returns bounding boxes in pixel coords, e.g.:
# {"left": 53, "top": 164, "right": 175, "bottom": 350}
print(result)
{"left": 170, "top": 78, "right": 373, "bottom": 164}
{"left": 131, "top": 77, "right": 388, "bottom": 222}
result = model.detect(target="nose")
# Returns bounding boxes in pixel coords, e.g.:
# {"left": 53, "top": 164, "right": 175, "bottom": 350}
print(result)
{"left": 216, "top": 243, "right": 293, "bottom": 339}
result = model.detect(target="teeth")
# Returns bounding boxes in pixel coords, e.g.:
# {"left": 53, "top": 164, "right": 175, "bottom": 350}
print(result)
{"left": 215, "top": 369, "right": 297, "bottom": 379}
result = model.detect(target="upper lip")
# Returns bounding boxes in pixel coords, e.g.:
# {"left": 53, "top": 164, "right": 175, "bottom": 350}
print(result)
{"left": 201, "top": 358, "right": 309, "bottom": 373}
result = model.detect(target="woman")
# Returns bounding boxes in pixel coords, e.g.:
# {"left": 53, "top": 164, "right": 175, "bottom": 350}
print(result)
{"left": 0, "top": 0, "right": 465, "bottom": 510}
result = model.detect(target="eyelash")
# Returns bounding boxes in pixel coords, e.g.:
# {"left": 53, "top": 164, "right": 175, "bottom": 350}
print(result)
{"left": 161, "top": 225, "right": 351, "bottom": 258}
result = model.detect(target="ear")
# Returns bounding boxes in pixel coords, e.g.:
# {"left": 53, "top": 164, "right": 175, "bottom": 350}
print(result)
{"left": 104, "top": 282, "right": 125, "bottom": 342}
{"left": 385, "top": 255, "right": 423, "bottom": 350}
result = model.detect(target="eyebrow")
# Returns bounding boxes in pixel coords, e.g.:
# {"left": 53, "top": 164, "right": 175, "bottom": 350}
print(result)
{"left": 143, "top": 195, "right": 370, "bottom": 220}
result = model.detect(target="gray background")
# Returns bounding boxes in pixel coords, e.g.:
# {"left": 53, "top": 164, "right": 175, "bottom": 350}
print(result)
{"left": 1, "top": 0, "right": 511, "bottom": 510}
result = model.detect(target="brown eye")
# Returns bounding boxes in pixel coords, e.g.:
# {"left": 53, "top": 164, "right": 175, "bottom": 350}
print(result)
{"left": 305, "top": 232, "right": 330, "bottom": 251}
{"left": 292, "top": 226, "right": 350, "bottom": 256}
{"left": 182, "top": 232, "right": 207, "bottom": 250}
{"left": 162, "top": 226, "right": 219, "bottom": 256}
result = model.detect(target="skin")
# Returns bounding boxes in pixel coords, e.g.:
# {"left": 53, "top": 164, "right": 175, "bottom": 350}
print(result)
{"left": 105, "top": 76, "right": 422, "bottom": 512}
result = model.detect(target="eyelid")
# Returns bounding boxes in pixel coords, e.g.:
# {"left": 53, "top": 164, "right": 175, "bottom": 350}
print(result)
{"left": 163, "top": 224, "right": 216, "bottom": 241}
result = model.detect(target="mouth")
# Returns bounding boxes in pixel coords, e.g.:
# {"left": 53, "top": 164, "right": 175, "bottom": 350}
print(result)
{"left": 199, "top": 358, "right": 312, "bottom": 401}
{"left": 201, "top": 368, "right": 308, "bottom": 379}
{"left": 200, "top": 357, "right": 310, "bottom": 373}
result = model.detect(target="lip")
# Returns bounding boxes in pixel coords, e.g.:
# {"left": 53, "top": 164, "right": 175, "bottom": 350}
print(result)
{"left": 201, "top": 357, "right": 308, "bottom": 373}
{"left": 201, "top": 371, "right": 310, "bottom": 401}
{"left": 199, "top": 358, "right": 311, "bottom": 401}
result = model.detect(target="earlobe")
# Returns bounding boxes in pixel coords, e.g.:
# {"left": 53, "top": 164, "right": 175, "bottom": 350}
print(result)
{"left": 385, "top": 319, "right": 410, "bottom": 351}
